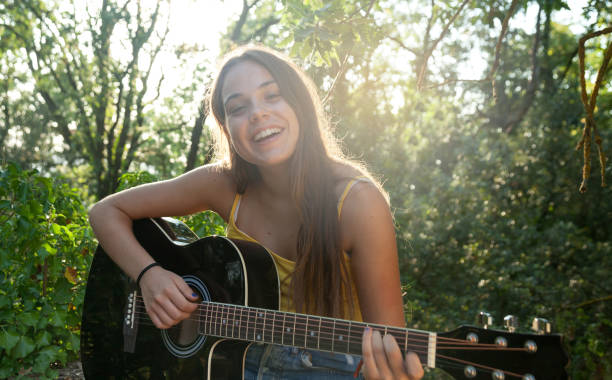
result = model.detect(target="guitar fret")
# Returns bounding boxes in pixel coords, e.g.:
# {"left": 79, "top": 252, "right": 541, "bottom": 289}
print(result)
{"left": 209, "top": 303, "right": 214, "bottom": 336}
{"left": 262, "top": 310, "right": 267, "bottom": 342}
{"left": 241, "top": 306, "right": 247, "bottom": 340}
{"left": 199, "top": 304, "right": 205, "bottom": 335}
{"left": 404, "top": 329, "right": 408, "bottom": 354}
{"left": 332, "top": 319, "right": 336, "bottom": 352}
{"left": 293, "top": 314, "right": 296, "bottom": 347}
{"left": 347, "top": 321, "right": 352, "bottom": 354}
{"left": 272, "top": 310, "right": 282, "bottom": 344}
{"left": 348, "top": 323, "right": 363, "bottom": 355}
{"left": 319, "top": 317, "right": 334, "bottom": 352}
{"left": 232, "top": 305, "right": 236, "bottom": 338}
{"left": 271, "top": 310, "right": 276, "bottom": 344}
{"left": 253, "top": 309, "right": 257, "bottom": 342}
{"left": 218, "top": 304, "right": 223, "bottom": 336}
{"left": 317, "top": 317, "right": 321, "bottom": 350}
{"left": 305, "top": 315, "right": 320, "bottom": 349}
{"left": 223, "top": 306, "right": 230, "bottom": 336}
{"left": 281, "top": 312, "right": 286, "bottom": 345}
{"left": 304, "top": 315, "right": 309, "bottom": 348}
{"left": 217, "top": 303, "right": 222, "bottom": 337}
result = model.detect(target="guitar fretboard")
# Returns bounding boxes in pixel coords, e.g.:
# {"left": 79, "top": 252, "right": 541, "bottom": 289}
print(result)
{"left": 197, "top": 301, "right": 436, "bottom": 367}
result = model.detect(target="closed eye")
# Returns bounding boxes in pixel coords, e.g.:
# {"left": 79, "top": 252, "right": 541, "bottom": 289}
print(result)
{"left": 227, "top": 105, "right": 247, "bottom": 116}
{"left": 265, "top": 92, "right": 281, "bottom": 101}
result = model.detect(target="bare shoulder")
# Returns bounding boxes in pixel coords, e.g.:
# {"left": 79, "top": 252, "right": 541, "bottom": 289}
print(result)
{"left": 331, "top": 161, "right": 369, "bottom": 195}
{"left": 335, "top": 165, "right": 392, "bottom": 252}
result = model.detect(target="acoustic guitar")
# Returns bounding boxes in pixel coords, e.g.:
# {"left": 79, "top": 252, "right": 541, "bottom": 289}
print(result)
{"left": 80, "top": 217, "right": 568, "bottom": 379}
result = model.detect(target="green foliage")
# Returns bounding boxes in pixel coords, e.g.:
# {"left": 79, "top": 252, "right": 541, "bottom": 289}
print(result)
{"left": 279, "top": 0, "right": 384, "bottom": 67}
{"left": 0, "top": 162, "right": 96, "bottom": 379}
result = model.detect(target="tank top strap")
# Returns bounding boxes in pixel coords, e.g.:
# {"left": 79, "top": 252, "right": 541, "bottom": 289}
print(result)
{"left": 229, "top": 193, "right": 242, "bottom": 224}
{"left": 337, "top": 175, "right": 371, "bottom": 219}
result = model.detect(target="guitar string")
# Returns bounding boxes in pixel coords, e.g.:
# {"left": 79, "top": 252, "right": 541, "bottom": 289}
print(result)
{"left": 152, "top": 301, "right": 533, "bottom": 352}
{"left": 192, "top": 301, "right": 524, "bottom": 347}
{"left": 436, "top": 353, "right": 525, "bottom": 378}
{"left": 132, "top": 296, "right": 487, "bottom": 346}
{"left": 128, "top": 313, "right": 530, "bottom": 379}
{"left": 132, "top": 304, "right": 471, "bottom": 350}
{"left": 131, "top": 307, "right": 531, "bottom": 354}
{"left": 132, "top": 298, "right": 532, "bottom": 350}
{"left": 131, "top": 309, "right": 428, "bottom": 353}
{"left": 434, "top": 358, "right": 527, "bottom": 380}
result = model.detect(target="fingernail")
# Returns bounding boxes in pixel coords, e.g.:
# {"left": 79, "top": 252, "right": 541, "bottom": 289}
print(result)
{"left": 192, "top": 293, "right": 197, "bottom": 297}
{"left": 365, "top": 327, "right": 371, "bottom": 331}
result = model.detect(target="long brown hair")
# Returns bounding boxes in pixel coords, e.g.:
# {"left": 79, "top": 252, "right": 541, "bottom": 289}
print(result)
{"left": 209, "top": 46, "right": 360, "bottom": 318}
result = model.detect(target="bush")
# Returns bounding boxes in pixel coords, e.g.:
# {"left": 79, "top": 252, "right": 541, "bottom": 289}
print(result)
{"left": 0, "top": 162, "right": 96, "bottom": 378}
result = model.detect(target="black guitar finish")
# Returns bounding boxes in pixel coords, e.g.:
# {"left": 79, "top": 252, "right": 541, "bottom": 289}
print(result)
{"left": 80, "top": 218, "right": 279, "bottom": 379}
{"left": 81, "top": 218, "right": 568, "bottom": 379}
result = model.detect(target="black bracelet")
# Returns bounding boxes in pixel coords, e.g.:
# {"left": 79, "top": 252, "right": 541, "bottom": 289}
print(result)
{"left": 136, "top": 262, "right": 161, "bottom": 287}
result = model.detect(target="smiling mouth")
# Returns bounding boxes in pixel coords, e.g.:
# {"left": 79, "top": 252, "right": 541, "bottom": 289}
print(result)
{"left": 253, "top": 128, "right": 282, "bottom": 142}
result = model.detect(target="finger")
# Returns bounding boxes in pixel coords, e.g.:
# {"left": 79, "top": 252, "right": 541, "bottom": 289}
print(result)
{"left": 174, "top": 276, "right": 200, "bottom": 304}
{"left": 404, "top": 351, "right": 424, "bottom": 380}
{"left": 148, "top": 309, "right": 165, "bottom": 329}
{"left": 167, "top": 283, "right": 199, "bottom": 314}
{"left": 147, "top": 303, "right": 174, "bottom": 329}
{"left": 372, "top": 330, "right": 393, "bottom": 379}
{"left": 151, "top": 290, "right": 189, "bottom": 326}
{"left": 383, "top": 334, "right": 409, "bottom": 380}
{"left": 361, "top": 327, "right": 380, "bottom": 378}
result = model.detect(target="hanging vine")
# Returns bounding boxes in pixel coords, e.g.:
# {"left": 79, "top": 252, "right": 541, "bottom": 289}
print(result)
{"left": 576, "top": 26, "right": 611, "bottom": 193}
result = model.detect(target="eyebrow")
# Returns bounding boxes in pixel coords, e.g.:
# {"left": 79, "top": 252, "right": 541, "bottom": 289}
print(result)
{"left": 223, "top": 80, "right": 277, "bottom": 108}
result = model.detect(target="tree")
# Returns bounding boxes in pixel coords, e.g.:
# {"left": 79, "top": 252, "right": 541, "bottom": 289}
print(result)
{"left": 1, "top": 0, "right": 172, "bottom": 198}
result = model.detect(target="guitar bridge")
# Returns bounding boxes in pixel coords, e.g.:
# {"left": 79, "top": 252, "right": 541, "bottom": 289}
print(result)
{"left": 123, "top": 289, "right": 139, "bottom": 353}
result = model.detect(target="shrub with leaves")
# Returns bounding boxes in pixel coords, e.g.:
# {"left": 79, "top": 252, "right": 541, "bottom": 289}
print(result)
{"left": 0, "top": 162, "right": 96, "bottom": 378}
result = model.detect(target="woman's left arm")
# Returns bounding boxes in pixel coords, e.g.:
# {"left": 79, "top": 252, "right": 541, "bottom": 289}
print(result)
{"left": 340, "top": 182, "right": 424, "bottom": 380}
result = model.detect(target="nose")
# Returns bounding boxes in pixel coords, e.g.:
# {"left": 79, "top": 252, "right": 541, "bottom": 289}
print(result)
{"left": 249, "top": 100, "right": 269, "bottom": 123}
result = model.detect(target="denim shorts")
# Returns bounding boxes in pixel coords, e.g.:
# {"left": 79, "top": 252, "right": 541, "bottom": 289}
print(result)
{"left": 244, "top": 343, "right": 364, "bottom": 380}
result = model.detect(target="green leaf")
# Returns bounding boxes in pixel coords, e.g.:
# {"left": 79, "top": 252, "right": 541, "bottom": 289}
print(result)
{"left": 51, "top": 223, "right": 62, "bottom": 235}
{"left": 20, "top": 311, "right": 39, "bottom": 327}
{"left": 0, "top": 330, "right": 21, "bottom": 351}
{"left": 35, "top": 331, "right": 52, "bottom": 346}
{"left": 34, "top": 349, "right": 61, "bottom": 376}
{"left": 12, "top": 336, "right": 36, "bottom": 358}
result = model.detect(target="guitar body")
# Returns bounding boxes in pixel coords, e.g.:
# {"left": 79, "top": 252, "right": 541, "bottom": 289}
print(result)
{"left": 80, "top": 218, "right": 280, "bottom": 379}
{"left": 81, "top": 218, "right": 569, "bottom": 379}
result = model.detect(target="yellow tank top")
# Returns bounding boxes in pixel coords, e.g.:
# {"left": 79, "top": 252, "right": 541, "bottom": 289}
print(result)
{"left": 225, "top": 177, "right": 368, "bottom": 321}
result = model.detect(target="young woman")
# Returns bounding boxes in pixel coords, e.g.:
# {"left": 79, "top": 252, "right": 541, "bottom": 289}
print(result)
{"left": 89, "top": 45, "right": 423, "bottom": 380}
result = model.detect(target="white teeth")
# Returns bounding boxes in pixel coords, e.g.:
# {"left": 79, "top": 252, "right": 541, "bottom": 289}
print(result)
{"left": 254, "top": 128, "right": 281, "bottom": 142}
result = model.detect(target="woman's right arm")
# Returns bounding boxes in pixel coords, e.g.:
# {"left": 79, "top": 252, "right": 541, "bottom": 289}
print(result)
{"left": 88, "top": 163, "right": 235, "bottom": 329}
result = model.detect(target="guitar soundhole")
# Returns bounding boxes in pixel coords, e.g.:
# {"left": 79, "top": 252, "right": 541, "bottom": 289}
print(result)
{"left": 167, "top": 314, "right": 200, "bottom": 347}
{"left": 160, "top": 275, "right": 210, "bottom": 358}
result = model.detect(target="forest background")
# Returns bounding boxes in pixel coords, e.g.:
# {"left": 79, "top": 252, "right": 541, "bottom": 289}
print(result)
{"left": 0, "top": 0, "right": 610, "bottom": 378}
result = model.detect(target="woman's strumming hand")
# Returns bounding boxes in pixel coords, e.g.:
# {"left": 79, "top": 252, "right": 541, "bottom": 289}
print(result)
{"left": 139, "top": 266, "right": 199, "bottom": 329}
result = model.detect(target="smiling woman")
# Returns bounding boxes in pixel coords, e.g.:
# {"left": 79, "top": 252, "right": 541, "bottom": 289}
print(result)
{"left": 88, "top": 45, "right": 424, "bottom": 379}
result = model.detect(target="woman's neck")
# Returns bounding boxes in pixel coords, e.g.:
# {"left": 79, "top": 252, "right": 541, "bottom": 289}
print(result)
{"left": 255, "top": 163, "right": 293, "bottom": 200}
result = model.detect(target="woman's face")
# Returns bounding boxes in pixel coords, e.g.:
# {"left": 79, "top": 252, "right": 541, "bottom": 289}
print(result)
{"left": 221, "top": 60, "right": 300, "bottom": 169}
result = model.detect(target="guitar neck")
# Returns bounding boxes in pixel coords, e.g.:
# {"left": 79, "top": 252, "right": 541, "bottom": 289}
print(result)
{"left": 197, "top": 301, "right": 437, "bottom": 367}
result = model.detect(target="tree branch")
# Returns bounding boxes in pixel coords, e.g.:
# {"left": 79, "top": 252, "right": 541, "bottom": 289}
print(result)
{"left": 502, "top": 5, "right": 542, "bottom": 133}
{"left": 576, "top": 27, "right": 612, "bottom": 192}
{"left": 490, "top": 0, "right": 521, "bottom": 100}
{"left": 416, "top": 0, "right": 470, "bottom": 90}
